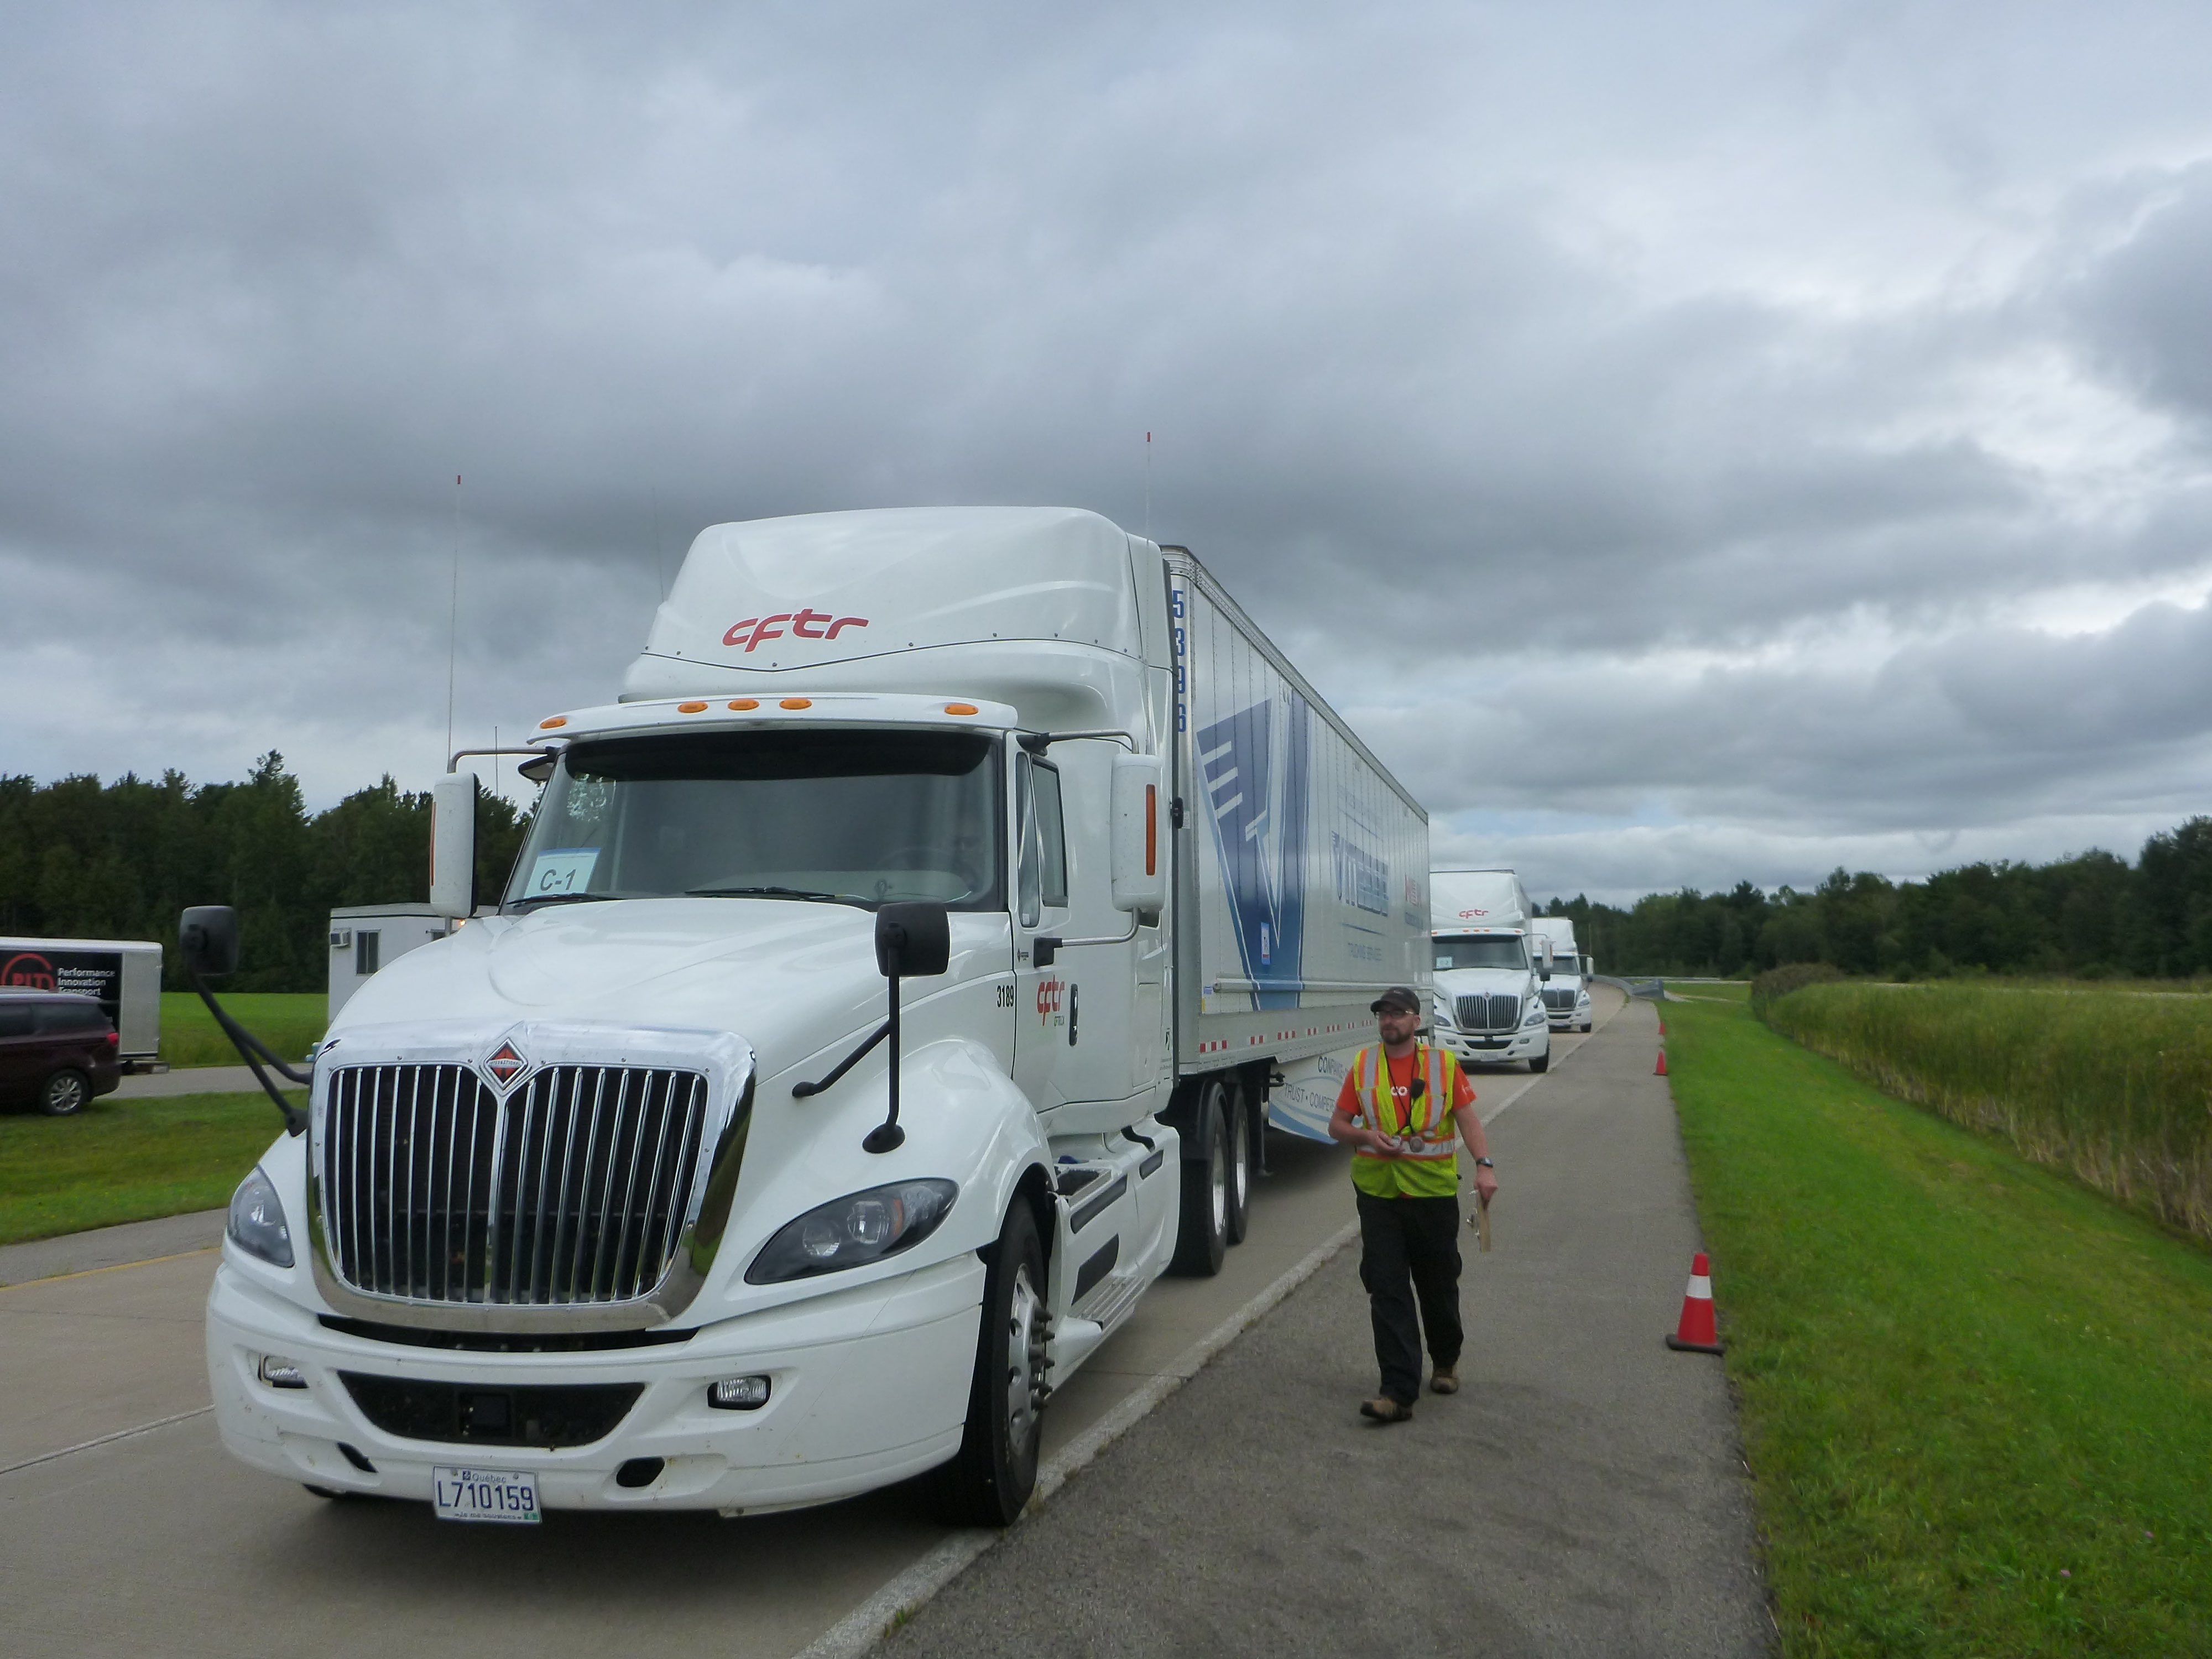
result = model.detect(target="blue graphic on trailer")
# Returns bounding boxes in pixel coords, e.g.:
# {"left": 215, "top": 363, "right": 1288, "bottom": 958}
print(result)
{"left": 1196, "top": 695, "right": 1311, "bottom": 1009}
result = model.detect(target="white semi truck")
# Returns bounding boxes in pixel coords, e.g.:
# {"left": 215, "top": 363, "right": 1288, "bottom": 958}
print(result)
{"left": 1528, "top": 916, "right": 1593, "bottom": 1033}
{"left": 1426, "top": 869, "right": 1553, "bottom": 1072}
{"left": 191, "top": 506, "right": 1428, "bottom": 1527}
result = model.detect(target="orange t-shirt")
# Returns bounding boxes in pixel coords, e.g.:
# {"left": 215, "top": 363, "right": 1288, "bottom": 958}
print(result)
{"left": 1333, "top": 1048, "right": 1477, "bottom": 1128}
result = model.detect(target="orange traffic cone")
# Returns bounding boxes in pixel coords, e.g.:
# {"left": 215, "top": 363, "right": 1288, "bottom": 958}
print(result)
{"left": 1666, "top": 1252, "right": 1723, "bottom": 1354}
{"left": 1658, "top": 1020, "right": 1666, "bottom": 1035}
{"left": 1654, "top": 1048, "right": 1668, "bottom": 1076}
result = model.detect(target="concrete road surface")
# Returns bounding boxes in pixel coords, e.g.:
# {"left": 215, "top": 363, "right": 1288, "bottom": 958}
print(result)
{"left": 875, "top": 995, "right": 1770, "bottom": 1658}
{"left": 0, "top": 994, "right": 1653, "bottom": 1657}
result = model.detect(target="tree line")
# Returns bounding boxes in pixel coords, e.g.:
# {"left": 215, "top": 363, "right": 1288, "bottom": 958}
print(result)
{"left": 1549, "top": 820, "right": 2212, "bottom": 979}
{"left": 7, "top": 758, "right": 2210, "bottom": 987}
{"left": 0, "top": 755, "right": 526, "bottom": 991}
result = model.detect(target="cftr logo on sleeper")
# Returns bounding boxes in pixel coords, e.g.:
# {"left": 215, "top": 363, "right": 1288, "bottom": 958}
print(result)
{"left": 722, "top": 609, "right": 870, "bottom": 652}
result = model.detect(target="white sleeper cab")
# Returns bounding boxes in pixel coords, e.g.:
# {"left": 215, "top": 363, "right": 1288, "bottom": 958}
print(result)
{"left": 1425, "top": 869, "right": 1554, "bottom": 1073}
{"left": 192, "top": 507, "right": 1430, "bottom": 1527}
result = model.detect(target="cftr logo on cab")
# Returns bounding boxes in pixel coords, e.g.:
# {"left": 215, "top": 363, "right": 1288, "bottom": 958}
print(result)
{"left": 722, "top": 610, "right": 870, "bottom": 652}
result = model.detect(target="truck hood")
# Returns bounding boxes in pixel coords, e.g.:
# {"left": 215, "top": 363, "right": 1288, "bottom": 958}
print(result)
{"left": 1433, "top": 966, "right": 1533, "bottom": 998}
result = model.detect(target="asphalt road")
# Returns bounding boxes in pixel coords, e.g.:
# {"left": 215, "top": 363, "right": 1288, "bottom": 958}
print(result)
{"left": 0, "top": 995, "right": 1647, "bottom": 1657}
{"left": 874, "top": 994, "right": 1771, "bottom": 1658}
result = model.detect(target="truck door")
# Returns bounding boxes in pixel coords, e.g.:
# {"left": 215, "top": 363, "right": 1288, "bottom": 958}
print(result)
{"left": 1012, "top": 750, "right": 1073, "bottom": 1109}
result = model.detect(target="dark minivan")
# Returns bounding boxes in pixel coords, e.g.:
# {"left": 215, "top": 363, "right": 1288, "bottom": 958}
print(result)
{"left": 0, "top": 991, "right": 122, "bottom": 1115}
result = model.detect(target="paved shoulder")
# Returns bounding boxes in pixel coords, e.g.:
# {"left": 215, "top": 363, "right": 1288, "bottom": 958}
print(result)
{"left": 878, "top": 999, "right": 1770, "bottom": 1658}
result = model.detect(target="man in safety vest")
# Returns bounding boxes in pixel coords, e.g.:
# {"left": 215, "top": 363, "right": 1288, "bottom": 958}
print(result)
{"left": 1327, "top": 985, "right": 1499, "bottom": 1423}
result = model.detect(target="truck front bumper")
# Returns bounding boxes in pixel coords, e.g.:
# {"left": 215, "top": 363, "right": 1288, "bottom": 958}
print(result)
{"left": 1437, "top": 1026, "right": 1547, "bottom": 1068}
{"left": 206, "top": 1251, "right": 984, "bottom": 1513}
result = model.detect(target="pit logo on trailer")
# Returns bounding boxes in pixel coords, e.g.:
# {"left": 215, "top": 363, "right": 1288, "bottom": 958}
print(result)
{"left": 2, "top": 952, "right": 55, "bottom": 991}
{"left": 722, "top": 610, "right": 870, "bottom": 652}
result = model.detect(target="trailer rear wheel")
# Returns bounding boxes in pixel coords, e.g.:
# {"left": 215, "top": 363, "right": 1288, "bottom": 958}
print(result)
{"left": 1224, "top": 1081, "right": 1254, "bottom": 1246}
{"left": 1169, "top": 1089, "right": 1229, "bottom": 1276}
{"left": 927, "top": 1202, "right": 1047, "bottom": 1527}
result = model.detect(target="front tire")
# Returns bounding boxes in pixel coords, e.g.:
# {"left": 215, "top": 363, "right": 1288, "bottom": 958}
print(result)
{"left": 928, "top": 1202, "right": 1048, "bottom": 1527}
{"left": 38, "top": 1068, "right": 91, "bottom": 1116}
{"left": 1528, "top": 1045, "right": 1550, "bottom": 1074}
{"left": 1170, "top": 1088, "right": 1230, "bottom": 1276}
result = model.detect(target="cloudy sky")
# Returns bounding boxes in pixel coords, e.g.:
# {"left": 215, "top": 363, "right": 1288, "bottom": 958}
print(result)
{"left": 6, "top": 1, "right": 2211, "bottom": 904}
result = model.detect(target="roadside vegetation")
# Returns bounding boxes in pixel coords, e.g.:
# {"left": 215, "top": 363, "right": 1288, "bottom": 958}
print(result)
{"left": 159, "top": 990, "right": 326, "bottom": 1069}
{"left": 1666, "top": 994, "right": 2212, "bottom": 1655}
{"left": 1760, "top": 978, "right": 2212, "bottom": 1246}
{"left": 0, "top": 1091, "right": 296, "bottom": 1246}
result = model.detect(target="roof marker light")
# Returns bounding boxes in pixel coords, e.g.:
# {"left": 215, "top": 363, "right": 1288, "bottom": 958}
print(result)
{"left": 780, "top": 697, "right": 812, "bottom": 710}
{"left": 728, "top": 698, "right": 759, "bottom": 711}
{"left": 677, "top": 701, "right": 708, "bottom": 713}
{"left": 539, "top": 716, "right": 568, "bottom": 730}
{"left": 945, "top": 703, "right": 979, "bottom": 716}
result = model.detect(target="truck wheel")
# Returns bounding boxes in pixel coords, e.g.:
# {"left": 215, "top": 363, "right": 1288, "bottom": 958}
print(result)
{"left": 1170, "top": 1091, "right": 1229, "bottom": 1276}
{"left": 1224, "top": 1081, "right": 1253, "bottom": 1246}
{"left": 1528, "top": 1046, "right": 1550, "bottom": 1075}
{"left": 928, "top": 1202, "right": 1048, "bottom": 1527}
{"left": 38, "top": 1068, "right": 91, "bottom": 1117}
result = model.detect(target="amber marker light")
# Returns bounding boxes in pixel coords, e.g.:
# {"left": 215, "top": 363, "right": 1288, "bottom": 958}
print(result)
{"left": 945, "top": 702, "right": 979, "bottom": 716}
{"left": 539, "top": 716, "right": 568, "bottom": 729}
{"left": 677, "top": 701, "right": 709, "bottom": 713}
{"left": 728, "top": 698, "right": 759, "bottom": 711}
{"left": 780, "top": 697, "right": 813, "bottom": 709}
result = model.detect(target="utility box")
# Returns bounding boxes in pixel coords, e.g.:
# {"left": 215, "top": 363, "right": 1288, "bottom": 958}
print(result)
{"left": 0, "top": 936, "right": 164, "bottom": 1065}
{"left": 327, "top": 906, "right": 451, "bottom": 1023}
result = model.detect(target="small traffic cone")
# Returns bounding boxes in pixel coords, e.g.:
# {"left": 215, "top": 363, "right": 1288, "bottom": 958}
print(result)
{"left": 1658, "top": 1020, "right": 1666, "bottom": 1035}
{"left": 1654, "top": 1048, "right": 1668, "bottom": 1076}
{"left": 1666, "top": 1252, "right": 1723, "bottom": 1354}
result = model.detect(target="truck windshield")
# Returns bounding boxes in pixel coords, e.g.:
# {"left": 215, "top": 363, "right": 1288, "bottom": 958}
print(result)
{"left": 504, "top": 729, "right": 1004, "bottom": 911}
{"left": 1433, "top": 936, "right": 1528, "bottom": 971}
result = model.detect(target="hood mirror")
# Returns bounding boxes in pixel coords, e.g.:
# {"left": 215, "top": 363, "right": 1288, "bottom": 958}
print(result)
{"left": 875, "top": 901, "right": 950, "bottom": 978}
{"left": 180, "top": 905, "right": 241, "bottom": 978}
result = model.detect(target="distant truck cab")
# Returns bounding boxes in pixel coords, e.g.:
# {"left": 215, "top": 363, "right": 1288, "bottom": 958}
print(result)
{"left": 1528, "top": 916, "right": 1593, "bottom": 1033}
{"left": 1426, "top": 870, "right": 1553, "bottom": 1073}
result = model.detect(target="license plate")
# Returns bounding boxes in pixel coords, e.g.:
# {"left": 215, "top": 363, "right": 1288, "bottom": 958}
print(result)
{"left": 432, "top": 1466, "right": 541, "bottom": 1524}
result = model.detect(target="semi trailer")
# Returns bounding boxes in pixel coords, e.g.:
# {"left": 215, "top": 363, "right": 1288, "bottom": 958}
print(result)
{"left": 192, "top": 506, "right": 1428, "bottom": 1527}
{"left": 1426, "top": 869, "right": 1553, "bottom": 1072}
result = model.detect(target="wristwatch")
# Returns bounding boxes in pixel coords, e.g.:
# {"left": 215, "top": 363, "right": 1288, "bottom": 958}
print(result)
{"left": 1473, "top": 1157, "right": 1495, "bottom": 1168}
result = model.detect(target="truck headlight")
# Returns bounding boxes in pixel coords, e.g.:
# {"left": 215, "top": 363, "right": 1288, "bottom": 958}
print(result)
{"left": 228, "top": 1166, "right": 294, "bottom": 1267}
{"left": 745, "top": 1180, "right": 958, "bottom": 1285}
{"left": 1523, "top": 1006, "right": 1546, "bottom": 1027}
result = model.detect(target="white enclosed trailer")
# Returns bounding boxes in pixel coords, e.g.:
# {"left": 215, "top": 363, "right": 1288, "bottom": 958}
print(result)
{"left": 201, "top": 507, "right": 1428, "bottom": 1527}
{"left": 0, "top": 936, "right": 162, "bottom": 1064}
{"left": 326, "top": 905, "right": 451, "bottom": 1023}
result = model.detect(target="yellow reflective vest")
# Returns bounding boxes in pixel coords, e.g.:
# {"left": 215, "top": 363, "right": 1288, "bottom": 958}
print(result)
{"left": 1348, "top": 1042, "right": 1465, "bottom": 1199}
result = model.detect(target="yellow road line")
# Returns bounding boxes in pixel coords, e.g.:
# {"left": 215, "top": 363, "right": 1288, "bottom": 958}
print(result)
{"left": 0, "top": 1245, "right": 220, "bottom": 1295}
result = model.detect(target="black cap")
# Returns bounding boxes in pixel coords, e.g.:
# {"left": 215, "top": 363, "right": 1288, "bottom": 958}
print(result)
{"left": 1370, "top": 985, "right": 1421, "bottom": 1015}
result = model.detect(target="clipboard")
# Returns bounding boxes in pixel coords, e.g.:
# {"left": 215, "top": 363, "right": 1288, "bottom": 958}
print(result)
{"left": 1474, "top": 1192, "right": 1492, "bottom": 1253}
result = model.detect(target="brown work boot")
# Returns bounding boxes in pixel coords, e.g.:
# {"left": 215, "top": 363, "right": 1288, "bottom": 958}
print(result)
{"left": 1359, "top": 1395, "right": 1414, "bottom": 1424}
{"left": 1430, "top": 1366, "right": 1460, "bottom": 1395}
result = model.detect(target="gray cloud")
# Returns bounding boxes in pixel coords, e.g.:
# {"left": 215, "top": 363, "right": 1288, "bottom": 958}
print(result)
{"left": 6, "top": 1, "right": 2212, "bottom": 898}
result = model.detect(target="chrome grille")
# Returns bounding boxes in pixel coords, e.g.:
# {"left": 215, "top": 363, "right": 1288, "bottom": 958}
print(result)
{"left": 1454, "top": 993, "right": 1521, "bottom": 1034}
{"left": 320, "top": 1063, "right": 711, "bottom": 1307}
{"left": 1542, "top": 988, "right": 1577, "bottom": 1011}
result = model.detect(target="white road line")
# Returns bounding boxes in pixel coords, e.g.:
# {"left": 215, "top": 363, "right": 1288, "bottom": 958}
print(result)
{"left": 795, "top": 1220, "right": 1364, "bottom": 1659}
{"left": 0, "top": 1405, "right": 213, "bottom": 1478}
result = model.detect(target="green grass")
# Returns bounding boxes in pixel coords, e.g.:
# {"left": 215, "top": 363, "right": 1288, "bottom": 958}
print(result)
{"left": 159, "top": 990, "right": 326, "bottom": 1069}
{"left": 1667, "top": 995, "right": 2212, "bottom": 1655}
{"left": 1668, "top": 979, "right": 1751, "bottom": 1001}
{"left": 0, "top": 1091, "right": 297, "bottom": 1245}
{"left": 1765, "top": 981, "right": 2212, "bottom": 1245}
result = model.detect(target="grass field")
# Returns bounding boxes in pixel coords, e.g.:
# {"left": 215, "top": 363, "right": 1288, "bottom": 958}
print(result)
{"left": 1764, "top": 980, "right": 2212, "bottom": 1246}
{"left": 0, "top": 1091, "right": 296, "bottom": 1246}
{"left": 1667, "top": 994, "right": 2212, "bottom": 1655}
{"left": 158, "top": 991, "right": 326, "bottom": 1069}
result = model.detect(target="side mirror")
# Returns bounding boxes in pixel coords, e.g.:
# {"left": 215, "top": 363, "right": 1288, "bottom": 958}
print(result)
{"left": 1109, "top": 754, "right": 1168, "bottom": 914}
{"left": 430, "top": 771, "right": 479, "bottom": 919}
{"left": 875, "top": 901, "right": 951, "bottom": 978}
{"left": 179, "top": 906, "right": 241, "bottom": 978}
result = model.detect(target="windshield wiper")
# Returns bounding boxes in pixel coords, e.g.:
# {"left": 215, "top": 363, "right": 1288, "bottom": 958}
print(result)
{"left": 686, "top": 885, "right": 874, "bottom": 908}
{"left": 511, "top": 891, "right": 621, "bottom": 910}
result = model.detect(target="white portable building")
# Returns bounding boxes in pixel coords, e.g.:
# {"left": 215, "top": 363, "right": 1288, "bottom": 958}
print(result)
{"left": 327, "top": 905, "right": 452, "bottom": 1022}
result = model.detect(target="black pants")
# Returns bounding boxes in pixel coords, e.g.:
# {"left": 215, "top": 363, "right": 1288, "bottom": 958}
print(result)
{"left": 1356, "top": 1191, "right": 1464, "bottom": 1405}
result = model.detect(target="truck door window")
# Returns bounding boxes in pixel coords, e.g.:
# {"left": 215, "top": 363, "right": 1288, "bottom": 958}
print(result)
{"left": 1016, "top": 754, "right": 1068, "bottom": 928}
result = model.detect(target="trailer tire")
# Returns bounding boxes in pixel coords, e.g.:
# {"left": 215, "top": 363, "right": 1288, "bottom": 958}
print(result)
{"left": 1169, "top": 1089, "right": 1230, "bottom": 1277}
{"left": 927, "top": 1202, "right": 1048, "bottom": 1527}
{"left": 1224, "top": 1081, "right": 1253, "bottom": 1246}
{"left": 37, "top": 1068, "right": 90, "bottom": 1117}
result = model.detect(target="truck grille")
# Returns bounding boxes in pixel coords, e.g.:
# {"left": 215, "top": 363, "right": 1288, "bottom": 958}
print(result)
{"left": 1454, "top": 993, "right": 1521, "bottom": 1033}
{"left": 1542, "top": 988, "right": 1578, "bottom": 1011}
{"left": 320, "top": 1063, "right": 711, "bottom": 1308}
{"left": 338, "top": 1373, "right": 643, "bottom": 1447}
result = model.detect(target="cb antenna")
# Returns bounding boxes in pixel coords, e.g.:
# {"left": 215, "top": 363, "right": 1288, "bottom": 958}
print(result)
{"left": 445, "top": 473, "right": 461, "bottom": 769}
{"left": 1144, "top": 431, "right": 1151, "bottom": 540}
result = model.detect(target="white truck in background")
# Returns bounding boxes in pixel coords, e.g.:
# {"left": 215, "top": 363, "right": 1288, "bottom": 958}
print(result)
{"left": 190, "top": 506, "right": 1428, "bottom": 1528}
{"left": 1528, "top": 916, "right": 1593, "bottom": 1034}
{"left": 1426, "top": 869, "right": 1552, "bottom": 1073}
